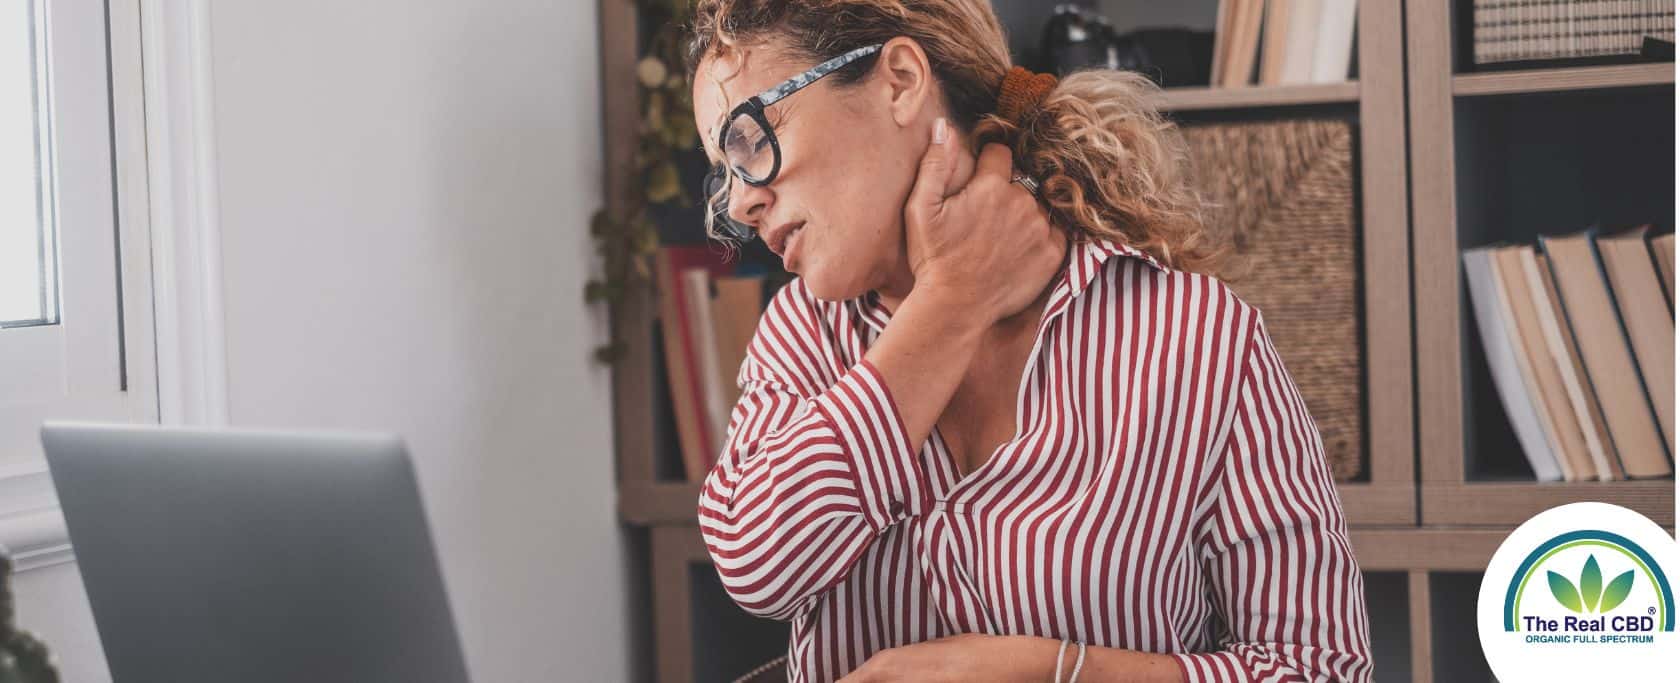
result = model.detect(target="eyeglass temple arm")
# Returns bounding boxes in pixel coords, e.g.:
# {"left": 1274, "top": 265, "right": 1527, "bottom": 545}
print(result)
{"left": 753, "top": 43, "right": 885, "bottom": 108}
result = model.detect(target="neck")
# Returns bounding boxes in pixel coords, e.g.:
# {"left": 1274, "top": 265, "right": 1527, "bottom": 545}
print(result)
{"left": 875, "top": 231, "right": 1071, "bottom": 336}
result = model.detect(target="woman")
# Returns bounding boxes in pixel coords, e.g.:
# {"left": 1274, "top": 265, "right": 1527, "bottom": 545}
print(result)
{"left": 688, "top": 2, "right": 1373, "bottom": 681}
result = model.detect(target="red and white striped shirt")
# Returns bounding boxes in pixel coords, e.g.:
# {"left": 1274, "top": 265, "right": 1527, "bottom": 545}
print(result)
{"left": 697, "top": 236, "right": 1373, "bottom": 682}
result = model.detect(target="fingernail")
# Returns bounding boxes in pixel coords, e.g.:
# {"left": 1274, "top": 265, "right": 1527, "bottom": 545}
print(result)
{"left": 932, "top": 118, "right": 947, "bottom": 144}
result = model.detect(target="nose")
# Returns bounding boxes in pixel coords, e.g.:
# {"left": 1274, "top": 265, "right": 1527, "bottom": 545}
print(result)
{"left": 726, "top": 175, "right": 772, "bottom": 234}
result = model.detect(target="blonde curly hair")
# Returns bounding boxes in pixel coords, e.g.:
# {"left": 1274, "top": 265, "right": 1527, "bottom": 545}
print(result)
{"left": 687, "top": 0, "right": 1228, "bottom": 276}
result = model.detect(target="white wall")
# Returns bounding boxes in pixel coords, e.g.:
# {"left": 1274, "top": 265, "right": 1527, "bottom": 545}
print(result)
{"left": 13, "top": 1, "right": 628, "bottom": 681}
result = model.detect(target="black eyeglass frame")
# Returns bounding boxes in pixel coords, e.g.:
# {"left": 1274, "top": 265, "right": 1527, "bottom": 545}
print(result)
{"left": 705, "top": 43, "right": 885, "bottom": 242}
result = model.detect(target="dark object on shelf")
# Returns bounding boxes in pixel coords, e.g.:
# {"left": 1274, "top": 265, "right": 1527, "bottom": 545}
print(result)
{"left": 1037, "top": 5, "right": 1119, "bottom": 74}
{"left": 0, "top": 549, "right": 60, "bottom": 683}
{"left": 1644, "top": 37, "right": 1676, "bottom": 62}
{"left": 1035, "top": 5, "right": 1213, "bottom": 87}
{"left": 1112, "top": 28, "right": 1216, "bottom": 88}
{"left": 1181, "top": 119, "right": 1364, "bottom": 481}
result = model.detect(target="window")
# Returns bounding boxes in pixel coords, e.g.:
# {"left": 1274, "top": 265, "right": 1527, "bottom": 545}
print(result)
{"left": 2, "top": 0, "right": 60, "bottom": 328}
{"left": 0, "top": 0, "right": 155, "bottom": 474}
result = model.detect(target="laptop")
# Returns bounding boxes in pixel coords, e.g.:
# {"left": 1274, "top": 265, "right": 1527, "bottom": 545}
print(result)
{"left": 41, "top": 421, "right": 471, "bottom": 683}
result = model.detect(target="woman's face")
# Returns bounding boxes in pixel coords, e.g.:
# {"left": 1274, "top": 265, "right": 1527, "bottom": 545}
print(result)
{"left": 692, "top": 39, "right": 939, "bottom": 301}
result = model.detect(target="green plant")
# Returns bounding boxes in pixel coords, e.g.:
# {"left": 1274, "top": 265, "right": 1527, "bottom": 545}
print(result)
{"left": 587, "top": 0, "right": 702, "bottom": 364}
{"left": 0, "top": 550, "right": 59, "bottom": 683}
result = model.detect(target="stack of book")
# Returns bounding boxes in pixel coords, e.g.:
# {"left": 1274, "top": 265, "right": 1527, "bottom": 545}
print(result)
{"left": 1462, "top": 225, "right": 1675, "bottom": 482}
{"left": 1212, "top": 0, "right": 1359, "bottom": 87}
{"left": 1472, "top": 0, "right": 1676, "bottom": 66}
{"left": 654, "top": 246, "right": 768, "bottom": 483}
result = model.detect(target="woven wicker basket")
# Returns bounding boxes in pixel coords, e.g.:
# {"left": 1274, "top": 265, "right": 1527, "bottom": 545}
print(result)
{"left": 1180, "top": 118, "right": 1364, "bottom": 481}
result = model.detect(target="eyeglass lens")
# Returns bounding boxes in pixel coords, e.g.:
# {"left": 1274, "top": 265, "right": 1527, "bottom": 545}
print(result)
{"left": 722, "top": 111, "right": 775, "bottom": 183}
{"left": 703, "top": 165, "right": 756, "bottom": 242}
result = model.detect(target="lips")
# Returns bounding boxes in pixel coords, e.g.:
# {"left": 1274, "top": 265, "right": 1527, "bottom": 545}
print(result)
{"left": 767, "top": 221, "right": 806, "bottom": 258}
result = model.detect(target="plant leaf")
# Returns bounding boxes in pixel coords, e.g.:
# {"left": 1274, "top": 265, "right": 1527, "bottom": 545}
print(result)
{"left": 584, "top": 280, "right": 607, "bottom": 303}
{"left": 1549, "top": 570, "right": 1583, "bottom": 612}
{"left": 590, "top": 210, "right": 615, "bottom": 237}
{"left": 1581, "top": 555, "right": 1603, "bottom": 611}
{"left": 1600, "top": 570, "right": 1636, "bottom": 613}
{"left": 646, "top": 162, "right": 680, "bottom": 203}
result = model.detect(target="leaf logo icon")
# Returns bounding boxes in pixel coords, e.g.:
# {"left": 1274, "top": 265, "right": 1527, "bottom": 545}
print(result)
{"left": 1600, "top": 569, "right": 1636, "bottom": 612}
{"left": 1549, "top": 570, "right": 1583, "bottom": 612}
{"left": 1581, "top": 555, "right": 1602, "bottom": 611}
{"left": 1548, "top": 555, "right": 1638, "bottom": 613}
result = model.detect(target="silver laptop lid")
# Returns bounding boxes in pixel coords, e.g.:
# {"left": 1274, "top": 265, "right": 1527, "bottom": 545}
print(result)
{"left": 41, "top": 421, "right": 470, "bottom": 683}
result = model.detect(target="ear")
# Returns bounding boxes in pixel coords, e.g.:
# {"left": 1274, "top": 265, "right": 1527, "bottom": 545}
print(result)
{"left": 875, "top": 36, "right": 937, "bottom": 128}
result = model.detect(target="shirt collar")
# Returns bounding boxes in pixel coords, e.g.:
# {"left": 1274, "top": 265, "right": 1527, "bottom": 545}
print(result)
{"left": 1066, "top": 235, "right": 1168, "bottom": 299}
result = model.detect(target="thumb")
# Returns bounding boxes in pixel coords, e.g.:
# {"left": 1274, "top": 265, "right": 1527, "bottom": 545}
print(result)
{"left": 908, "top": 117, "right": 959, "bottom": 212}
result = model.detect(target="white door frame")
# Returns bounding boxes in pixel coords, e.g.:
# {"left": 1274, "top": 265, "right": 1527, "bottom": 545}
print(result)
{"left": 139, "top": 0, "right": 229, "bottom": 428}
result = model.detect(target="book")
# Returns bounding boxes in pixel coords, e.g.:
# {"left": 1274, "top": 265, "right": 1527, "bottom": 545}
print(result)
{"left": 1495, "top": 246, "right": 1595, "bottom": 480}
{"left": 1464, "top": 246, "right": 1564, "bottom": 481}
{"left": 1220, "top": 0, "right": 1267, "bottom": 87}
{"left": 710, "top": 275, "right": 766, "bottom": 410}
{"left": 1596, "top": 224, "right": 1675, "bottom": 452}
{"left": 654, "top": 246, "right": 738, "bottom": 482}
{"left": 1651, "top": 232, "right": 1675, "bottom": 310}
{"left": 1259, "top": 0, "right": 1293, "bottom": 84}
{"left": 1310, "top": 0, "right": 1358, "bottom": 83}
{"left": 682, "top": 267, "right": 731, "bottom": 469}
{"left": 1539, "top": 230, "right": 1672, "bottom": 478}
{"left": 1531, "top": 251, "right": 1623, "bottom": 480}
{"left": 1280, "top": 0, "right": 1320, "bottom": 84}
{"left": 1213, "top": 0, "right": 1233, "bottom": 85}
{"left": 1216, "top": 0, "right": 1229, "bottom": 85}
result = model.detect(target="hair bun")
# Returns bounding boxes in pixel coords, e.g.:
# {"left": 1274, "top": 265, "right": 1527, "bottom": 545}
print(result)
{"left": 996, "top": 66, "right": 1059, "bottom": 125}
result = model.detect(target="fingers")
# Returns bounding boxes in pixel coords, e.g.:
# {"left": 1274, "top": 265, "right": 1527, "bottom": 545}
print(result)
{"left": 975, "top": 142, "right": 1014, "bottom": 182}
{"left": 908, "top": 117, "right": 960, "bottom": 212}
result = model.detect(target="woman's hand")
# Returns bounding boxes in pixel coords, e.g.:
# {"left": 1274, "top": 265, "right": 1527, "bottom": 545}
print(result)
{"left": 903, "top": 118, "right": 1067, "bottom": 325}
{"left": 836, "top": 633, "right": 1045, "bottom": 683}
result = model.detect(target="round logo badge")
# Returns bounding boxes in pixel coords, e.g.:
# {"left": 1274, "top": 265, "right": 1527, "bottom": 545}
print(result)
{"left": 1477, "top": 502, "right": 1680, "bottom": 680}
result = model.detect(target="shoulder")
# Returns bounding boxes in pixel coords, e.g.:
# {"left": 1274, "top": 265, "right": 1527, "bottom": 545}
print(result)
{"left": 737, "top": 277, "right": 851, "bottom": 395}
{"left": 1094, "top": 250, "right": 1267, "bottom": 352}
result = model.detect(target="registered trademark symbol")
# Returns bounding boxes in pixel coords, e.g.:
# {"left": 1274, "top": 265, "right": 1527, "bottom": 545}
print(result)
{"left": 1649, "top": 606, "right": 1657, "bottom": 615}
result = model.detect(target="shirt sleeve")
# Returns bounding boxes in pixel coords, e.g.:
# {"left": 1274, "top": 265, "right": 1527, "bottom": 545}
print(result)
{"left": 1171, "top": 313, "right": 1375, "bottom": 683}
{"left": 696, "top": 283, "right": 930, "bottom": 621}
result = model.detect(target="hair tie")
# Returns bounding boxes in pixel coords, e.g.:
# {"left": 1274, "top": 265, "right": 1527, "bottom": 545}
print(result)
{"left": 995, "top": 66, "right": 1059, "bottom": 126}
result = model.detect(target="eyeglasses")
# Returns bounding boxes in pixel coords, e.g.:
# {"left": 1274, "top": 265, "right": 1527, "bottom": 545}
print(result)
{"left": 704, "top": 43, "right": 885, "bottom": 242}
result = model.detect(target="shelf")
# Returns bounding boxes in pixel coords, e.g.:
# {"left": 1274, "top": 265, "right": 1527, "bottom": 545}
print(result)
{"left": 620, "top": 480, "right": 702, "bottom": 526}
{"left": 1350, "top": 529, "right": 1510, "bottom": 571}
{"left": 624, "top": 480, "right": 1410, "bottom": 527}
{"left": 1338, "top": 482, "right": 1417, "bottom": 527}
{"left": 1421, "top": 480, "right": 1675, "bottom": 526}
{"left": 1151, "top": 81, "right": 1360, "bottom": 112}
{"left": 1452, "top": 62, "right": 1674, "bottom": 97}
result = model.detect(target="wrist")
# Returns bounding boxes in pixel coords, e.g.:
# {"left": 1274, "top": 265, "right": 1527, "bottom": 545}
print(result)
{"left": 1001, "top": 635, "right": 1063, "bottom": 683}
{"left": 907, "top": 280, "right": 994, "bottom": 337}
{"left": 904, "top": 279, "right": 997, "bottom": 333}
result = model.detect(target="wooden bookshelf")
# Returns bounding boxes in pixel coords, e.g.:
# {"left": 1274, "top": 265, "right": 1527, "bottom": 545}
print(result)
{"left": 1452, "top": 62, "right": 1675, "bottom": 97}
{"left": 1405, "top": 2, "right": 1676, "bottom": 678}
{"left": 1152, "top": 80, "right": 1360, "bottom": 111}
{"left": 619, "top": 480, "right": 701, "bottom": 526}
{"left": 603, "top": 0, "right": 1675, "bottom": 681}
{"left": 1421, "top": 481, "right": 1676, "bottom": 527}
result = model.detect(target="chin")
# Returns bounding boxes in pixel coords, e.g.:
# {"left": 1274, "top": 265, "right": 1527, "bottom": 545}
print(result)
{"left": 797, "top": 266, "right": 862, "bottom": 303}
